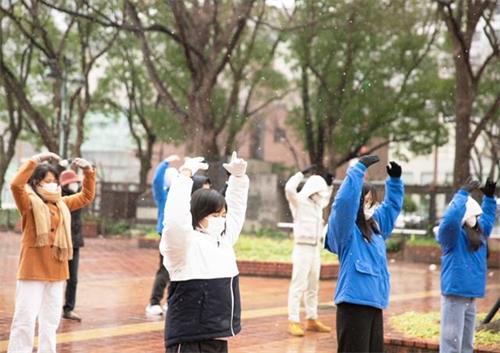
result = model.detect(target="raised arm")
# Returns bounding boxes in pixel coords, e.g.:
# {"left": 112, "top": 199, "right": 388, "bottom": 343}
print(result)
{"left": 63, "top": 159, "right": 96, "bottom": 211}
{"left": 373, "top": 162, "right": 404, "bottom": 239}
{"left": 284, "top": 172, "right": 304, "bottom": 213}
{"left": 224, "top": 175, "right": 250, "bottom": 245}
{"left": 152, "top": 160, "right": 169, "bottom": 206}
{"left": 478, "top": 179, "right": 497, "bottom": 237}
{"left": 10, "top": 159, "right": 38, "bottom": 214}
{"left": 325, "top": 162, "right": 366, "bottom": 253}
{"left": 437, "top": 190, "right": 468, "bottom": 251}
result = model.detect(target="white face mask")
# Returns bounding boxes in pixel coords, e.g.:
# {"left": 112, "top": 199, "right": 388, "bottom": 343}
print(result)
{"left": 41, "top": 182, "right": 60, "bottom": 193}
{"left": 364, "top": 204, "right": 377, "bottom": 220}
{"left": 206, "top": 216, "right": 226, "bottom": 237}
{"left": 67, "top": 183, "right": 79, "bottom": 193}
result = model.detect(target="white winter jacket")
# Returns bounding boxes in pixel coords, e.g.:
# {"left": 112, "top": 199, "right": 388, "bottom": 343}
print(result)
{"left": 160, "top": 174, "right": 249, "bottom": 281}
{"left": 285, "top": 172, "right": 332, "bottom": 246}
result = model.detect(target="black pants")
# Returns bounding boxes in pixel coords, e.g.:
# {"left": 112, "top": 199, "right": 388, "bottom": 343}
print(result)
{"left": 63, "top": 247, "right": 80, "bottom": 312}
{"left": 166, "top": 340, "right": 228, "bottom": 353}
{"left": 336, "top": 302, "right": 384, "bottom": 353}
{"left": 150, "top": 252, "right": 170, "bottom": 306}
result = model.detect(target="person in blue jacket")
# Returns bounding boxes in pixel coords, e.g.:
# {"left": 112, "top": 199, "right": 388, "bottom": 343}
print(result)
{"left": 145, "top": 154, "right": 180, "bottom": 316}
{"left": 325, "top": 155, "right": 404, "bottom": 353}
{"left": 437, "top": 178, "right": 497, "bottom": 353}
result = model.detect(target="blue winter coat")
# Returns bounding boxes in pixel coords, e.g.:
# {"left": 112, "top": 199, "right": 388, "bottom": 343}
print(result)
{"left": 152, "top": 160, "right": 170, "bottom": 234}
{"left": 325, "top": 162, "right": 404, "bottom": 309}
{"left": 437, "top": 189, "right": 497, "bottom": 298}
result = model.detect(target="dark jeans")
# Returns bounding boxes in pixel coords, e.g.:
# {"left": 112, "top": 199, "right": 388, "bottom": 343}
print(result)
{"left": 150, "top": 252, "right": 170, "bottom": 306}
{"left": 336, "top": 302, "right": 384, "bottom": 353}
{"left": 166, "top": 340, "right": 228, "bottom": 353}
{"left": 63, "top": 247, "right": 80, "bottom": 312}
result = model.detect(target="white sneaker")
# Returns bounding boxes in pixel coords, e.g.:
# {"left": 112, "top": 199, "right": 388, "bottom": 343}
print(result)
{"left": 145, "top": 304, "right": 163, "bottom": 316}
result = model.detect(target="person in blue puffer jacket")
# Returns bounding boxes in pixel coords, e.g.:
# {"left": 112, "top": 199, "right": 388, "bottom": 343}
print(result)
{"left": 325, "top": 155, "right": 404, "bottom": 353}
{"left": 437, "top": 178, "right": 497, "bottom": 353}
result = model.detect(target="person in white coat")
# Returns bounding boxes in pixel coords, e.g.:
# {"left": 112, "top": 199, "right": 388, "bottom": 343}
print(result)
{"left": 160, "top": 153, "right": 249, "bottom": 353}
{"left": 285, "top": 165, "right": 333, "bottom": 336}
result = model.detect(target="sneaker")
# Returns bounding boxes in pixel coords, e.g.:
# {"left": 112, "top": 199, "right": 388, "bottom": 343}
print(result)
{"left": 305, "top": 319, "right": 331, "bottom": 333}
{"left": 145, "top": 304, "right": 163, "bottom": 316}
{"left": 62, "top": 310, "right": 82, "bottom": 322}
{"left": 287, "top": 321, "right": 305, "bottom": 336}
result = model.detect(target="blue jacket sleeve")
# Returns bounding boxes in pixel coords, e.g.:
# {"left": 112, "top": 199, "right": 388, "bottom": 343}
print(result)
{"left": 478, "top": 196, "right": 497, "bottom": 238}
{"left": 373, "top": 177, "right": 404, "bottom": 240}
{"left": 437, "top": 189, "right": 468, "bottom": 251}
{"left": 325, "top": 162, "right": 366, "bottom": 253}
{"left": 152, "top": 161, "right": 169, "bottom": 207}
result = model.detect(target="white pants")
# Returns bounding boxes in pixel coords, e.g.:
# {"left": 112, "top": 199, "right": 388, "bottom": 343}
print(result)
{"left": 288, "top": 244, "right": 321, "bottom": 322}
{"left": 8, "top": 280, "right": 65, "bottom": 353}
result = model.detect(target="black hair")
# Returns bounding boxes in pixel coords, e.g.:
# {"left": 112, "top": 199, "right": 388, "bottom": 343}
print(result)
{"left": 356, "top": 183, "right": 379, "bottom": 242}
{"left": 190, "top": 188, "right": 226, "bottom": 228}
{"left": 463, "top": 221, "right": 484, "bottom": 252}
{"left": 28, "top": 163, "right": 60, "bottom": 198}
{"left": 192, "top": 175, "right": 212, "bottom": 194}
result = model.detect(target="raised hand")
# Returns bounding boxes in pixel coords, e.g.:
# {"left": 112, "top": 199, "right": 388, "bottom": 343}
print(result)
{"left": 72, "top": 158, "right": 92, "bottom": 170}
{"left": 33, "top": 152, "right": 60, "bottom": 163}
{"left": 223, "top": 151, "right": 247, "bottom": 177}
{"left": 386, "top": 161, "right": 402, "bottom": 178}
{"left": 359, "top": 155, "right": 380, "bottom": 168}
{"left": 180, "top": 156, "right": 209, "bottom": 176}
{"left": 480, "top": 178, "right": 497, "bottom": 198}
{"left": 462, "top": 177, "right": 481, "bottom": 193}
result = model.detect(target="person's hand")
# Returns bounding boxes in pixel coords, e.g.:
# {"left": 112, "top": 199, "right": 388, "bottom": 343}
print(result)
{"left": 180, "top": 156, "right": 208, "bottom": 177}
{"left": 359, "top": 155, "right": 380, "bottom": 168}
{"left": 386, "top": 161, "right": 402, "bottom": 178}
{"left": 223, "top": 151, "right": 247, "bottom": 177}
{"left": 33, "top": 152, "right": 60, "bottom": 163}
{"left": 324, "top": 172, "right": 334, "bottom": 186}
{"left": 480, "top": 178, "right": 497, "bottom": 198}
{"left": 462, "top": 177, "right": 481, "bottom": 193}
{"left": 301, "top": 165, "right": 317, "bottom": 175}
{"left": 165, "top": 154, "right": 180, "bottom": 163}
{"left": 72, "top": 158, "right": 92, "bottom": 170}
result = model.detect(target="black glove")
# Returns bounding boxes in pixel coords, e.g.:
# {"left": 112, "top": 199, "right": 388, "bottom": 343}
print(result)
{"left": 324, "top": 172, "right": 334, "bottom": 186}
{"left": 386, "top": 161, "right": 402, "bottom": 178}
{"left": 462, "top": 177, "right": 481, "bottom": 193}
{"left": 480, "top": 178, "right": 497, "bottom": 198}
{"left": 301, "top": 165, "right": 317, "bottom": 175}
{"left": 359, "top": 155, "right": 380, "bottom": 168}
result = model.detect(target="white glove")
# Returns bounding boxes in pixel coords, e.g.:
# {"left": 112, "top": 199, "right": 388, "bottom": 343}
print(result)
{"left": 223, "top": 151, "right": 247, "bottom": 177}
{"left": 180, "top": 156, "right": 208, "bottom": 176}
{"left": 165, "top": 154, "right": 180, "bottom": 163}
{"left": 33, "top": 152, "right": 60, "bottom": 163}
{"left": 72, "top": 158, "right": 92, "bottom": 170}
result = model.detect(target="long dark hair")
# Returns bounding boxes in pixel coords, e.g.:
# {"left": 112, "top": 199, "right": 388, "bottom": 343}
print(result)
{"left": 190, "top": 188, "right": 226, "bottom": 228}
{"left": 356, "top": 183, "right": 379, "bottom": 242}
{"left": 192, "top": 175, "right": 211, "bottom": 194}
{"left": 28, "top": 163, "right": 60, "bottom": 198}
{"left": 464, "top": 221, "right": 484, "bottom": 252}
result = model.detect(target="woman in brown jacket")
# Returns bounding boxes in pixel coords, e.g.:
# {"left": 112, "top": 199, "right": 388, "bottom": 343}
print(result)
{"left": 7, "top": 152, "right": 96, "bottom": 353}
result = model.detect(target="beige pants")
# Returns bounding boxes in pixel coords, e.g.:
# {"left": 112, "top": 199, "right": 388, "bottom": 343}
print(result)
{"left": 8, "top": 280, "right": 64, "bottom": 353}
{"left": 288, "top": 244, "right": 321, "bottom": 322}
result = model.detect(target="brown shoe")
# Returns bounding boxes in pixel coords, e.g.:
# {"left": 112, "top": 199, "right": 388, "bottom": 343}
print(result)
{"left": 287, "top": 321, "right": 305, "bottom": 336}
{"left": 63, "top": 310, "right": 82, "bottom": 322}
{"left": 305, "top": 319, "right": 331, "bottom": 333}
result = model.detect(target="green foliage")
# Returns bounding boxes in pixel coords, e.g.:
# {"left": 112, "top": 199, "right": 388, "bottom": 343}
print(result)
{"left": 403, "top": 195, "right": 418, "bottom": 213}
{"left": 390, "top": 311, "right": 499, "bottom": 347}
{"left": 0, "top": 209, "right": 20, "bottom": 229}
{"left": 407, "top": 234, "right": 439, "bottom": 247}
{"left": 385, "top": 238, "right": 403, "bottom": 253}
{"left": 99, "top": 218, "right": 130, "bottom": 236}
{"left": 235, "top": 234, "right": 338, "bottom": 263}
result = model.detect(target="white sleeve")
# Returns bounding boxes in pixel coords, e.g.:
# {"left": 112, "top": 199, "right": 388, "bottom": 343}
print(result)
{"left": 224, "top": 174, "right": 250, "bottom": 245}
{"left": 159, "top": 174, "right": 194, "bottom": 256}
{"left": 285, "top": 172, "right": 304, "bottom": 213}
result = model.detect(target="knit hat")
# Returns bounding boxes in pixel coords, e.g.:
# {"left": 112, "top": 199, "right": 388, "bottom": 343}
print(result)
{"left": 60, "top": 170, "right": 81, "bottom": 186}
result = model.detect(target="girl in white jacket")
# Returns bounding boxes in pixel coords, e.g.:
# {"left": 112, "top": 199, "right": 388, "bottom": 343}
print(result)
{"left": 160, "top": 153, "right": 249, "bottom": 353}
{"left": 285, "top": 166, "right": 333, "bottom": 336}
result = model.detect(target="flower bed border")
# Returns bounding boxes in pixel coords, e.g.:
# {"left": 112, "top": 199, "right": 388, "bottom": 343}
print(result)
{"left": 384, "top": 337, "right": 496, "bottom": 353}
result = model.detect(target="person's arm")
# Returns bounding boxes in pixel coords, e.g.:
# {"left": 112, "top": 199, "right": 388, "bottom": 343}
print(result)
{"left": 372, "top": 177, "right": 404, "bottom": 239}
{"left": 10, "top": 159, "right": 38, "bottom": 214}
{"left": 224, "top": 175, "right": 250, "bottom": 245}
{"left": 63, "top": 159, "right": 96, "bottom": 211}
{"left": 284, "top": 172, "right": 304, "bottom": 210}
{"left": 437, "top": 190, "right": 468, "bottom": 250}
{"left": 152, "top": 160, "right": 169, "bottom": 206}
{"left": 325, "top": 162, "right": 366, "bottom": 253}
{"left": 478, "top": 196, "right": 497, "bottom": 238}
